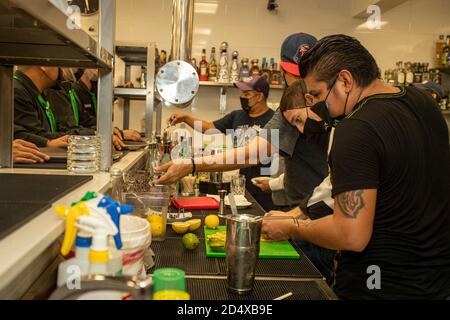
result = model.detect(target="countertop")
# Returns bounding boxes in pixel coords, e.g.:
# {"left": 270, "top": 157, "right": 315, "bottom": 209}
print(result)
{"left": 0, "top": 151, "right": 145, "bottom": 294}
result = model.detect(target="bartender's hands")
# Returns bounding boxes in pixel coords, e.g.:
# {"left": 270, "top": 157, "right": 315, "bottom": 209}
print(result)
{"left": 47, "top": 136, "right": 68, "bottom": 148}
{"left": 254, "top": 178, "right": 272, "bottom": 193}
{"left": 262, "top": 211, "right": 297, "bottom": 241}
{"left": 113, "top": 134, "right": 125, "bottom": 151}
{"left": 13, "top": 140, "right": 50, "bottom": 164}
{"left": 168, "top": 113, "right": 187, "bottom": 126}
{"left": 153, "top": 160, "right": 192, "bottom": 185}
{"left": 123, "top": 129, "right": 141, "bottom": 141}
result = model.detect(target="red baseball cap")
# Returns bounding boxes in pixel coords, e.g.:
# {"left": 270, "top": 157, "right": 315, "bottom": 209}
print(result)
{"left": 280, "top": 33, "right": 317, "bottom": 76}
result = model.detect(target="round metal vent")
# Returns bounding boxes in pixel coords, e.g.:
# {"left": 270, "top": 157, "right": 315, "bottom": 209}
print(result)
{"left": 155, "top": 60, "right": 199, "bottom": 108}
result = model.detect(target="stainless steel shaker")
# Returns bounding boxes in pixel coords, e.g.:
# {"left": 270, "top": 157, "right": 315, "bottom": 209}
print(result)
{"left": 225, "top": 214, "right": 262, "bottom": 295}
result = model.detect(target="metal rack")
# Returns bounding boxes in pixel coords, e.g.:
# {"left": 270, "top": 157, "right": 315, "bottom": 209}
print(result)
{"left": 115, "top": 44, "right": 158, "bottom": 137}
{"left": 0, "top": 0, "right": 115, "bottom": 171}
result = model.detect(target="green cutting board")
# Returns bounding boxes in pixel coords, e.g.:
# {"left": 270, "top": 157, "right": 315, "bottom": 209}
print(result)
{"left": 204, "top": 226, "right": 300, "bottom": 260}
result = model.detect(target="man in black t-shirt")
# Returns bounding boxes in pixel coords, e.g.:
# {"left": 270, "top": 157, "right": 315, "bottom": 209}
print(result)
{"left": 262, "top": 35, "right": 450, "bottom": 299}
{"left": 168, "top": 76, "right": 275, "bottom": 211}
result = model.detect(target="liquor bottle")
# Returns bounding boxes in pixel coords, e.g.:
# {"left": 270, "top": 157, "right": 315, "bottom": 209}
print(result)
{"left": 160, "top": 50, "right": 167, "bottom": 65}
{"left": 218, "top": 42, "right": 229, "bottom": 83}
{"left": 434, "top": 69, "right": 442, "bottom": 84}
{"left": 392, "top": 62, "right": 399, "bottom": 86}
{"left": 160, "top": 141, "right": 172, "bottom": 165}
{"left": 397, "top": 62, "right": 405, "bottom": 87}
{"left": 413, "top": 63, "right": 423, "bottom": 83}
{"left": 191, "top": 58, "right": 199, "bottom": 74}
{"left": 436, "top": 35, "right": 445, "bottom": 67}
{"left": 422, "top": 63, "right": 430, "bottom": 82}
{"left": 250, "top": 59, "right": 261, "bottom": 77}
{"left": 405, "top": 62, "right": 414, "bottom": 86}
{"left": 199, "top": 49, "right": 209, "bottom": 81}
{"left": 441, "top": 36, "right": 450, "bottom": 67}
{"left": 208, "top": 47, "right": 218, "bottom": 82}
{"left": 240, "top": 58, "right": 250, "bottom": 82}
{"left": 261, "top": 57, "right": 271, "bottom": 81}
{"left": 270, "top": 63, "right": 281, "bottom": 85}
{"left": 230, "top": 51, "right": 240, "bottom": 83}
{"left": 140, "top": 67, "right": 146, "bottom": 89}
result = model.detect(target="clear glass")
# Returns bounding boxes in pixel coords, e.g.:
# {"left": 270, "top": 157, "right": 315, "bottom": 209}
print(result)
{"left": 231, "top": 175, "right": 246, "bottom": 196}
{"left": 67, "top": 136, "right": 100, "bottom": 174}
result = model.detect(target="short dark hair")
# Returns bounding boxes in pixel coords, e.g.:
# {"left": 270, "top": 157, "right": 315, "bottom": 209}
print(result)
{"left": 299, "top": 34, "right": 381, "bottom": 87}
{"left": 279, "top": 79, "right": 307, "bottom": 112}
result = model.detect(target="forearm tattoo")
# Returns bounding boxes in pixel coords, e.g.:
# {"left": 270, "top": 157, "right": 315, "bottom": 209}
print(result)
{"left": 336, "top": 190, "right": 365, "bottom": 219}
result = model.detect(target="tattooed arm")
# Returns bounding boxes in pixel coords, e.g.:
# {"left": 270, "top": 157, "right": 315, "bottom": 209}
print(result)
{"left": 262, "top": 189, "right": 377, "bottom": 252}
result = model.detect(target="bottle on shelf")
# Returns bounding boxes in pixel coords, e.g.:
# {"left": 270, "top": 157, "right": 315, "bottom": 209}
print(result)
{"left": 441, "top": 35, "right": 450, "bottom": 67}
{"left": 230, "top": 51, "right": 240, "bottom": 83}
{"left": 140, "top": 67, "right": 146, "bottom": 89}
{"left": 270, "top": 62, "right": 281, "bottom": 85}
{"left": 397, "top": 62, "right": 405, "bottom": 87}
{"left": 218, "top": 42, "right": 230, "bottom": 83}
{"left": 261, "top": 57, "right": 271, "bottom": 81}
{"left": 413, "top": 63, "right": 423, "bottom": 83}
{"left": 240, "top": 58, "right": 250, "bottom": 82}
{"left": 436, "top": 35, "right": 445, "bottom": 68}
{"left": 199, "top": 49, "right": 209, "bottom": 81}
{"left": 434, "top": 69, "right": 442, "bottom": 84}
{"left": 422, "top": 63, "right": 430, "bottom": 82}
{"left": 405, "top": 62, "right": 414, "bottom": 86}
{"left": 250, "top": 59, "right": 261, "bottom": 77}
{"left": 191, "top": 58, "right": 199, "bottom": 74}
{"left": 208, "top": 47, "right": 218, "bottom": 82}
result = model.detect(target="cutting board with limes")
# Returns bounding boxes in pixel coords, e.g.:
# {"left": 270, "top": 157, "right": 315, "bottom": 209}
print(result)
{"left": 204, "top": 226, "right": 300, "bottom": 260}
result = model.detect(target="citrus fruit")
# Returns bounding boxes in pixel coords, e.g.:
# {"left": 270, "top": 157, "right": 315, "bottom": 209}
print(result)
{"left": 182, "top": 233, "right": 200, "bottom": 250}
{"left": 172, "top": 222, "right": 190, "bottom": 234}
{"left": 204, "top": 215, "right": 220, "bottom": 229}
{"left": 148, "top": 214, "right": 164, "bottom": 237}
{"left": 186, "top": 219, "right": 202, "bottom": 231}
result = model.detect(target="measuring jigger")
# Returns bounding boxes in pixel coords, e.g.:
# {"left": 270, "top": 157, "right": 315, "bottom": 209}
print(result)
{"left": 225, "top": 214, "right": 262, "bottom": 295}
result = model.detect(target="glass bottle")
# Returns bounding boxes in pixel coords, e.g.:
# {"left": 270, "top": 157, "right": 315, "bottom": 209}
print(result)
{"left": 250, "top": 59, "right": 261, "bottom": 77}
{"left": 405, "top": 62, "right": 414, "bottom": 86}
{"left": 422, "top": 63, "right": 430, "bottom": 82}
{"left": 261, "top": 57, "right": 271, "bottom": 81}
{"left": 110, "top": 168, "right": 124, "bottom": 203}
{"left": 270, "top": 63, "right": 281, "bottom": 85}
{"left": 441, "top": 36, "right": 450, "bottom": 67}
{"left": 436, "top": 35, "right": 445, "bottom": 67}
{"left": 230, "top": 51, "right": 240, "bottom": 83}
{"left": 397, "top": 62, "right": 405, "bottom": 87}
{"left": 208, "top": 47, "right": 218, "bottom": 82}
{"left": 413, "top": 63, "right": 423, "bottom": 83}
{"left": 240, "top": 58, "right": 250, "bottom": 82}
{"left": 199, "top": 49, "right": 209, "bottom": 81}
{"left": 218, "top": 42, "right": 229, "bottom": 83}
{"left": 191, "top": 58, "right": 199, "bottom": 74}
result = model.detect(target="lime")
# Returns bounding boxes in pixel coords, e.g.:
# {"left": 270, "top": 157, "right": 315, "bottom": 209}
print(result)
{"left": 182, "top": 233, "right": 200, "bottom": 250}
{"left": 204, "top": 215, "right": 220, "bottom": 229}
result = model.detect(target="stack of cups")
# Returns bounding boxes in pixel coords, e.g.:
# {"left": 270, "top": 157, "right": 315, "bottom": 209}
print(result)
{"left": 67, "top": 136, "right": 101, "bottom": 174}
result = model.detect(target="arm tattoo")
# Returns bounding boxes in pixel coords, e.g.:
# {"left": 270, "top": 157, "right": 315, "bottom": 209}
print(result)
{"left": 336, "top": 190, "right": 365, "bottom": 219}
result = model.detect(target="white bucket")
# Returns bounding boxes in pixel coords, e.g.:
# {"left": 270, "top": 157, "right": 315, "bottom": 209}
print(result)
{"left": 119, "top": 215, "right": 151, "bottom": 276}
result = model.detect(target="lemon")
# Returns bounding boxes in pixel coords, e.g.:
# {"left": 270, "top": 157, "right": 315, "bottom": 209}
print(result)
{"left": 186, "top": 219, "right": 202, "bottom": 231}
{"left": 148, "top": 214, "right": 163, "bottom": 224}
{"left": 148, "top": 214, "right": 164, "bottom": 237}
{"left": 172, "top": 222, "right": 190, "bottom": 234}
{"left": 205, "top": 215, "right": 220, "bottom": 229}
{"left": 182, "top": 233, "right": 200, "bottom": 250}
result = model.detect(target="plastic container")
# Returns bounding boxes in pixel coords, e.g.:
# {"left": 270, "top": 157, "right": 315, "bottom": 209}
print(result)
{"left": 67, "top": 136, "right": 101, "bottom": 174}
{"left": 153, "top": 268, "right": 190, "bottom": 300}
{"left": 57, "top": 236, "right": 91, "bottom": 288}
{"left": 118, "top": 215, "right": 151, "bottom": 276}
{"left": 123, "top": 185, "right": 170, "bottom": 242}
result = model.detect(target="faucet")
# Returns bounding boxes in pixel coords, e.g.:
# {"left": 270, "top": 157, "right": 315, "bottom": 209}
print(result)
{"left": 49, "top": 275, "right": 153, "bottom": 300}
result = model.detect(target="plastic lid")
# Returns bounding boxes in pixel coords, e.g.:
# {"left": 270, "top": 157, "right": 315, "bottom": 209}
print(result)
{"left": 153, "top": 268, "right": 186, "bottom": 294}
{"left": 75, "top": 236, "right": 92, "bottom": 248}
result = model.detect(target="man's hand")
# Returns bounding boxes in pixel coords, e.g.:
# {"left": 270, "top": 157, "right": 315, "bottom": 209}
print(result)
{"left": 113, "top": 134, "right": 125, "bottom": 151}
{"left": 254, "top": 178, "right": 272, "bottom": 193}
{"left": 168, "top": 113, "right": 187, "bottom": 126}
{"left": 261, "top": 211, "right": 298, "bottom": 241}
{"left": 47, "top": 136, "right": 68, "bottom": 148}
{"left": 13, "top": 140, "right": 50, "bottom": 164}
{"left": 123, "top": 129, "right": 141, "bottom": 141}
{"left": 153, "top": 160, "right": 192, "bottom": 185}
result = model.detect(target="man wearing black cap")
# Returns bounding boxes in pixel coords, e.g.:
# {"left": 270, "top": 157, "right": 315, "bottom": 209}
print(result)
{"left": 168, "top": 76, "right": 276, "bottom": 211}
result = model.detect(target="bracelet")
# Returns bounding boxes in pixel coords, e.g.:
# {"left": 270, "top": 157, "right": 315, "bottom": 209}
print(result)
{"left": 191, "top": 158, "right": 196, "bottom": 175}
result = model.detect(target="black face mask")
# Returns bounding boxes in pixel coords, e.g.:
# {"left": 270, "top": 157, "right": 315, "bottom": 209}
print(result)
{"left": 303, "top": 109, "right": 327, "bottom": 135}
{"left": 74, "top": 68, "right": 85, "bottom": 81}
{"left": 309, "top": 77, "right": 349, "bottom": 129}
{"left": 240, "top": 97, "right": 251, "bottom": 112}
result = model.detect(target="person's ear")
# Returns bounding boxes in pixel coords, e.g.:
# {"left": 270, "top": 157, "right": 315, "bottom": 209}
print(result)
{"left": 304, "top": 93, "right": 314, "bottom": 107}
{"left": 339, "top": 70, "right": 354, "bottom": 93}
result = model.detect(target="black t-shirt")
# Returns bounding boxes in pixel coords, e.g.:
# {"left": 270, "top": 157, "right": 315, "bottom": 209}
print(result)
{"left": 213, "top": 109, "right": 275, "bottom": 211}
{"left": 331, "top": 86, "right": 450, "bottom": 300}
